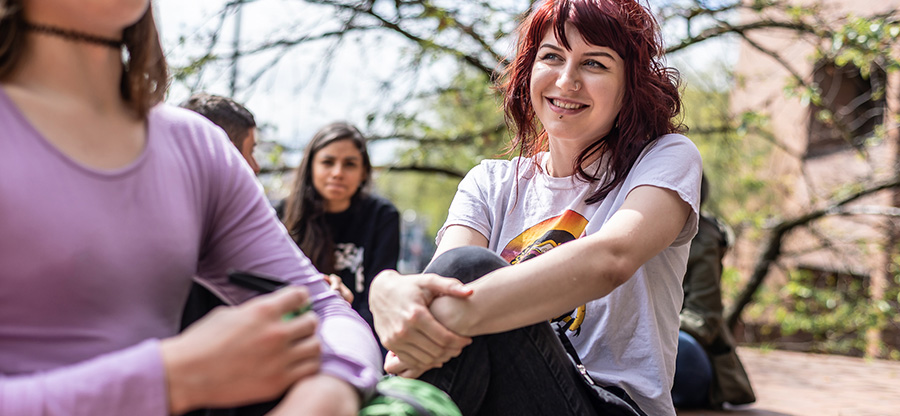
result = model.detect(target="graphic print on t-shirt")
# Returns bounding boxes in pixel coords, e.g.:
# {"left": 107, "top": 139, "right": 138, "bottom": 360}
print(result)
{"left": 335, "top": 243, "right": 365, "bottom": 292}
{"left": 501, "top": 210, "right": 589, "bottom": 334}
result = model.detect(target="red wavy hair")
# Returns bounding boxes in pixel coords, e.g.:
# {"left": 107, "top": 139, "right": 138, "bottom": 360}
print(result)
{"left": 502, "top": 0, "right": 684, "bottom": 203}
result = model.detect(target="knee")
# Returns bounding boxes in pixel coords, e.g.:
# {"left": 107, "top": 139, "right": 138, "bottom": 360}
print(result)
{"left": 675, "top": 331, "right": 713, "bottom": 381}
{"left": 673, "top": 331, "right": 713, "bottom": 408}
{"left": 425, "top": 246, "right": 509, "bottom": 284}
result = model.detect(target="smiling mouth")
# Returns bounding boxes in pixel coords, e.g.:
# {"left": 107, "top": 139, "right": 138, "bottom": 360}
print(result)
{"left": 550, "top": 98, "right": 587, "bottom": 110}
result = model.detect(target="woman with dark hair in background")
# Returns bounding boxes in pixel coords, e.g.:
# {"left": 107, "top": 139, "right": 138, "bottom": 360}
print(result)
{"left": 369, "top": 0, "right": 702, "bottom": 415}
{"left": 0, "top": 1, "right": 380, "bottom": 415}
{"left": 283, "top": 122, "right": 400, "bottom": 353}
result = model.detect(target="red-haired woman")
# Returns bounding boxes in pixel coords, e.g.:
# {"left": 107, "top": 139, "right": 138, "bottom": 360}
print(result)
{"left": 369, "top": 0, "right": 702, "bottom": 415}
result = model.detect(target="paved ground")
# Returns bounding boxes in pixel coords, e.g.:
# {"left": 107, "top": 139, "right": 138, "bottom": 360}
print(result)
{"left": 677, "top": 347, "right": 900, "bottom": 416}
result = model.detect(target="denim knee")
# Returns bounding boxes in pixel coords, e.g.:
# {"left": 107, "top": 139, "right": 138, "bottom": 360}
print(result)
{"left": 672, "top": 331, "right": 713, "bottom": 408}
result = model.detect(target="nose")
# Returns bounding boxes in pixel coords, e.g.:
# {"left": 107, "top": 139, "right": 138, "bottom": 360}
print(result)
{"left": 555, "top": 61, "right": 581, "bottom": 92}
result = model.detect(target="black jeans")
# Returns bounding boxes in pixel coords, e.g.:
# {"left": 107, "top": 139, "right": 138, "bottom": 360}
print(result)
{"left": 418, "top": 246, "right": 643, "bottom": 416}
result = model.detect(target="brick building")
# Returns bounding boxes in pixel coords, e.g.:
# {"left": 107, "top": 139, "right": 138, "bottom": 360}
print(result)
{"left": 729, "top": 0, "right": 900, "bottom": 357}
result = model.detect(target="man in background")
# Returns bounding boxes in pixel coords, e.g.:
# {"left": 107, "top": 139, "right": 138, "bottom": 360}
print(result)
{"left": 179, "top": 93, "right": 259, "bottom": 332}
{"left": 182, "top": 93, "right": 260, "bottom": 174}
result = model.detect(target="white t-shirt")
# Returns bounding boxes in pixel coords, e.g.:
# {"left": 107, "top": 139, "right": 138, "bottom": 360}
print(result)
{"left": 437, "top": 134, "right": 702, "bottom": 416}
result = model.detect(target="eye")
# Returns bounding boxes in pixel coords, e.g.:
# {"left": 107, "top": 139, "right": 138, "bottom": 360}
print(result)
{"left": 538, "top": 52, "right": 562, "bottom": 62}
{"left": 585, "top": 59, "right": 609, "bottom": 70}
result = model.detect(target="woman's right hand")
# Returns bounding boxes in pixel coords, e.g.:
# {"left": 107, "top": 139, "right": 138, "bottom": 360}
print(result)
{"left": 161, "top": 287, "right": 320, "bottom": 415}
{"left": 369, "top": 270, "right": 473, "bottom": 371}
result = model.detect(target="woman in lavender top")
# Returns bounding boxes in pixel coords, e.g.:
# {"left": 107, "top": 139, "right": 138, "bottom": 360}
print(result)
{"left": 0, "top": 1, "right": 381, "bottom": 415}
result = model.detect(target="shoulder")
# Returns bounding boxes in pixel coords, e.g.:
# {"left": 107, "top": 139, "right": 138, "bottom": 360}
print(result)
{"left": 146, "top": 103, "right": 248, "bottom": 183}
{"left": 643, "top": 134, "right": 700, "bottom": 159}
{"left": 630, "top": 133, "right": 702, "bottom": 185}
{"left": 149, "top": 103, "right": 221, "bottom": 133}
{"left": 698, "top": 214, "right": 730, "bottom": 247}
{"left": 359, "top": 193, "right": 398, "bottom": 212}
{"left": 465, "top": 156, "right": 536, "bottom": 183}
{"left": 477, "top": 156, "right": 535, "bottom": 173}
{"left": 356, "top": 193, "right": 400, "bottom": 220}
{"left": 148, "top": 103, "right": 231, "bottom": 148}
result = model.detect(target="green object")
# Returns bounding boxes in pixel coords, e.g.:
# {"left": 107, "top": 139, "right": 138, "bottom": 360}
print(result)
{"left": 359, "top": 376, "right": 461, "bottom": 416}
{"left": 282, "top": 302, "right": 312, "bottom": 321}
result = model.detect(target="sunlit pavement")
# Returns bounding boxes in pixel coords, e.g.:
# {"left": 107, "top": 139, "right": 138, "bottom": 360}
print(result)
{"left": 676, "top": 347, "right": 900, "bottom": 416}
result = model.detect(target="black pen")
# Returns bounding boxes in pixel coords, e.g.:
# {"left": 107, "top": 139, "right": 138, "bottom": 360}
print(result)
{"left": 227, "top": 269, "right": 313, "bottom": 319}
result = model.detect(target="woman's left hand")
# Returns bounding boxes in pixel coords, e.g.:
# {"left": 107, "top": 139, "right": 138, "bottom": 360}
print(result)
{"left": 323, "top": 273, "right": 354, "bottom": 303}
{"left": 370, "top": 270, "right": 473, "bottom": 370}
{"left": 267, "top": 373, "right": 361, "bottom": 416}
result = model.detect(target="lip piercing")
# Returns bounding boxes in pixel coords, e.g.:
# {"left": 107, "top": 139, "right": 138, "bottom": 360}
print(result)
{"left": 559, "top": 115, "right": 563, "bottom": 119}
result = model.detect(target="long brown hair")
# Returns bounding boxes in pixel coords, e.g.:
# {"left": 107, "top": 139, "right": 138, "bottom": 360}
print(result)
{"left": 502, "top": 0, "right": 684, "bottom": 203}
{"left": 0, "top": 0, "right": 167, "bottom": 117}
{"left": 282, "top": 122, "right": 372, "bottom": 273}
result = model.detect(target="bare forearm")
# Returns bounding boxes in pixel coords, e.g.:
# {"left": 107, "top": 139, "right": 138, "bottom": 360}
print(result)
{"left": 431, "top": 186, "right": 691, "bottom": 336}
{"left": 430, "top": 235, "right": 633, "bottom": 336}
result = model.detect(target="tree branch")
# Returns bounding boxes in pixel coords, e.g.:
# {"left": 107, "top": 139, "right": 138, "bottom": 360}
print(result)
{"left": 381, "top": 164, "right": 466, "bottom": 178}
{"left": 725, "top": 176, "right": 900, "bottom": 329}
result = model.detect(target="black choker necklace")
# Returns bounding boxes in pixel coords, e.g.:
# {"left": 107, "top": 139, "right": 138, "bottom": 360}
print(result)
{"left": 24, "top": 22, "right": 123, "bottom": 49}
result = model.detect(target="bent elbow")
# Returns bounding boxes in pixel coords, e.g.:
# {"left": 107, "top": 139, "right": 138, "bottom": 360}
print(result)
{"left": 602, "top": 254, "right": 640, "bottom": 289}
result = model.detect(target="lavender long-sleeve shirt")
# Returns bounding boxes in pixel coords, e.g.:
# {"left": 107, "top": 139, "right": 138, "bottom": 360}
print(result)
{"left": 0, "top": 90, "right": 382, "bottom": 415}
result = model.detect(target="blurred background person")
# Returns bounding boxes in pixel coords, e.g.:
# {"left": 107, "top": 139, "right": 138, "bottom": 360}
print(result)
{"left": 282, "top": 122, "right": 400, "bottom": 354}
{"left": 181, "top": 92, "right": 260, "bottom": 174}
{"left": 673, "top": 174, "right": 756, "bottom": 409}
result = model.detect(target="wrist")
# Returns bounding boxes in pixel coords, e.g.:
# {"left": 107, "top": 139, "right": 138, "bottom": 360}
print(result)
{"left": 431, "top": 296, "right": 474, "bottom": 336}
{"left": 160, "top": 336, "right": 205, "bottom": 415}
{"left": 271, "top": 374, "right": 361, "bottom": 415}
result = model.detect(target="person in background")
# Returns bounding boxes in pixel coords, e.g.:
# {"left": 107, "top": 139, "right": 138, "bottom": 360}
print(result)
{"left": 179, "top": 96, "right": 357, "bottom": 340}
{"left": 181, "top": 93, "right": 260, "bottom": 174}
{"left": 179, "top": 93, "right": 261, "bottom": 334}
{"left": 282, "top": 122, "right": 400, "bottom": 354}
{"left": 673, "top": 174, "right": 756, "bottom": 409}
{"left": 368, "top": 0, "right": 702, "bottom": 415}
{"left": 0, "top": 1, "right": 381, "bottom": 415}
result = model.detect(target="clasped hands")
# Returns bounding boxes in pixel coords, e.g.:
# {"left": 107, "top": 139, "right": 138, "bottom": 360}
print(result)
{"left": 369, "top": 269, "right": 474, "bottom": 378}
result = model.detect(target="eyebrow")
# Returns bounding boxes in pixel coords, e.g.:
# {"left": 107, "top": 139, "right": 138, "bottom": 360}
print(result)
{"left": 319, "top": 155, "right": 361, "bottom": 161}
{"left": 538, "top": 43, "right": 617, "bottom": 60}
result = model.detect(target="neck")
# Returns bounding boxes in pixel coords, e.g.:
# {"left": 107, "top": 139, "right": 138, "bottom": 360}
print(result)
{"left": 7, "top": 31, "right": 126, "bottom": 113}
{"left": 324, "top": 198, "right": 353, "bottom": 213}
{"left": 545, "top": 140, "right": 603, "bottom": 178}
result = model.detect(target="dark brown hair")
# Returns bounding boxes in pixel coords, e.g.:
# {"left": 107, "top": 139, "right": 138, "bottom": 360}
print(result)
{"left": 282, "top": 122, "right": 372, "bottom": 273}
{"left": 181, "top": 93, "right": 256, "bottom": 148}
{"left": 502, "top": 0, "right": 684, "bottom": 203}
{"left": 0, "top": 0, "right": 168, "bottom": 118}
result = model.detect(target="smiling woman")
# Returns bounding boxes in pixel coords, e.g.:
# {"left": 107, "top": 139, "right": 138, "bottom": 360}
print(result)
{"left": 367, "top": 1, "right": 702, "bottom": 415}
